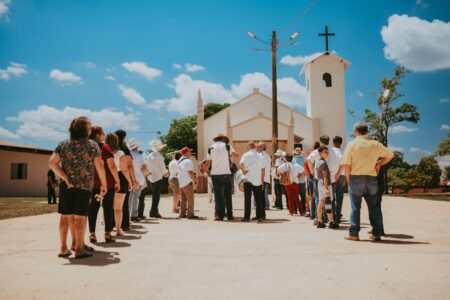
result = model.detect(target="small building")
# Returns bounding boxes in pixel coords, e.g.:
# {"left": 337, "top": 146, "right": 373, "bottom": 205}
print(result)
{"left": 0, "top": 140, "right": 53, "bottom": 197}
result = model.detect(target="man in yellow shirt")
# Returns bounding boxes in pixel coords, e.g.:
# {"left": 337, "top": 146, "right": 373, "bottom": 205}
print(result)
{"left": 341, "top": 122, "right": 394, "bottom": 241}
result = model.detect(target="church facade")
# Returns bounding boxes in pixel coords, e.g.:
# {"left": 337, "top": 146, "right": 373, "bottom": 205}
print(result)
{"left": 196, "top": 52, "right": 350, "bottom": 159}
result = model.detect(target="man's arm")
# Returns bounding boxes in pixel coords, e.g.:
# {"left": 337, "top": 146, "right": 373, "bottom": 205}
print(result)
{"left": 261, "top": 168, "right": 265, "bottom": 187}
{"left": 334, "top": 165, "right": 345, "bottom": 181}
{"left": 106, "top": 157, "right": 120, "bottom": 191}
{"left": 48, "top": 153, "right": 73, "bottom": 188}
{"left": 94, "top": 156, "right": 107, "bottom": 195}
{"left": 307, "top": 159, "right": 315, "bottom": 177}
{"left": 125, "top": 155, "right": 139, "bottom": 189}
{"left": 202, "top": 159, "right": 212, "bottom": 172}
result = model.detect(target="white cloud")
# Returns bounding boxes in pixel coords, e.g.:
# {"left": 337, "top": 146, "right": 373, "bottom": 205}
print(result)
{"left": 389, "top": 145, "right": 404, "bottom": 152}
{"left": 0, "top": 62, "right": 28, "bottom": 80}
{"left": 0, "top": 0, "right": 11, "bottom": 20}
{"left": 409, "top": 147, "right": 431, "bottom": 154}
{"left": 0, "top": 126, "right": 19, "bottom": 140}
{"left": 150, "top": 72, "right": 306, "bottom": 115}
{"left": 122, "top": 61, "right": 162, "bottom": 80}
{"left": 6, "top": 105, "right": 140, "bottom": 141}
{"left": 440, "top": 124, "right": 450, "bottom": 130}
{"left": 49, "top": 69, "right": 82, "bottom": 85}
{"left": 185, "top": 63, "right": 205, "bottom": 73}
{"left": 117, "top": 84, "right": 146, "bottom": 106}
{"left": 438, "top": 98, "right": 449, "bottom": 103}
{"left": 280, "top": 52, "right": 323, "bottom": 67}
{"left": 356, "top": 90, "right": 364, "bottom": 98}
{"left": 85, "top": 62, "right": 96, "bottom": 69}
{"left": 415, "top": 0, "right": 429, "bottom": 8}
{"left": 381, "top": 14, "right": 450, "bottom": 72}
{"left": 172, "top": 63, "right": 182, "bottom": 70}
{"left": 105, "top": 75, "right": 116, "bottom": 81}
{"left": 389, "top": 125, "right": 419, "bottom": 134}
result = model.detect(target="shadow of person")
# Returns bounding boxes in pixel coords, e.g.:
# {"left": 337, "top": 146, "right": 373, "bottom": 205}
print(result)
{"left": 186, "top": 217, "right": 207, "bottom": 221}
{"left": 139, "top": 220, "right": 160, "bottom": 225}
{"left": 65, "top": 250, "right": 120, "bottom": 266}
{"left": 130, "top": 224, "right": 145, "bottom": 229}
{"left": 114, "top": 235, "right": 142, "bottom": 241}
{"left": 384, "top": 233, "right": 414, "bottom": 239}
{"left": 94, "top": 241, "right": 131, "bottom": 248}
{"left": 159, "top": 217, "right": 182, "bottom": 220}
{"left": 125, "top": 229, "right": 148, "bottom": 235}
{"left": 257, "top": 219, "right": 291, "bottom": 224}
{"left": 362, "top": 239, "right": 430, "bottom": 245}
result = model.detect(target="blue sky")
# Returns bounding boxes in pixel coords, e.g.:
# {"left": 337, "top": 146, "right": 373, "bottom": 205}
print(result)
{"left": 0, "top": 0, "right": 449, "bottom": 164}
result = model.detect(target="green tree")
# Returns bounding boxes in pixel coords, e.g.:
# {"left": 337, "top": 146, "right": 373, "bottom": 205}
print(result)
{"left": 161, "top": 116, "right": 197, "bottom": 153}
{"left": 390, "top": 151, "right": 410, "bottom": 169}
{"left": 204, "top": 103, "right": 230, "bottom": 119}
{"left": 445, "top": 165, "right": 450, "bottom": 181}
{"left": 412, "top": 156, "right": 441, "bottom": 188}
{"left": 435, "top": 137, "right": 450, "bottom": 157}
{"left": 350, "top": 66, "right": 420, "bottom": 193}
{"left": 387, "top": 167, "right": 411, "bottom": 189}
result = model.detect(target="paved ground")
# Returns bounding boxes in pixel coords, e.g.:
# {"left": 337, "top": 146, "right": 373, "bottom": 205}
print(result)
{"left": 0, "top": 194, "right": 449, "bottom": 300}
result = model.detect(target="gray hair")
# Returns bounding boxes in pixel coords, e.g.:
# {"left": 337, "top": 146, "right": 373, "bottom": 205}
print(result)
{"left": 354, "top": 122, "right": 369, "bottom": 135}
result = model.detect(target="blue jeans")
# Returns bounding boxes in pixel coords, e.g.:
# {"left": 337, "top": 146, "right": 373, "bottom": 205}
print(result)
{"left": 348, "top": 175, "right": 383, "bottom": 237}
{"left": 129, "top": 185, "right": 144, "bottom": 217}
{"left": 332, "top": 175, "right": 345, "bottom": 223}
{"left": 211, "top": 174, "right": 233, "bottom": 219}
{"left": 308, "top": 175, "right": 316, "bottom": 220}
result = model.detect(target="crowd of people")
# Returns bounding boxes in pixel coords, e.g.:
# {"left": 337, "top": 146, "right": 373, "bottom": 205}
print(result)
{"left": 49, "top": 116, "right": 393, "bottom": 259}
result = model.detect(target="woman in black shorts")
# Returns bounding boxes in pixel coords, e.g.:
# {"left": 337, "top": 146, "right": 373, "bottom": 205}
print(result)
{"left": 105, "top": 133, "right": 132, "bottom": 236}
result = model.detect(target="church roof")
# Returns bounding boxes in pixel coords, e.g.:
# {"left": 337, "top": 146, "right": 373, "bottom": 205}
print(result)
{"left": 300, "top": 51, "right": 351, "bottom": 75}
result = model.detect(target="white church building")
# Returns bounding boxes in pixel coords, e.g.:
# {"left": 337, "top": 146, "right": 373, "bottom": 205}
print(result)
{"left": 196, "top": 52, "right": 350, "bottom": 159}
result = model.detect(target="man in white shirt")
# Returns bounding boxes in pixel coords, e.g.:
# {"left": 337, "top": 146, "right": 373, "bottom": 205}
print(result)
{"left": 168, "top": 152, "right": 182, "bottom": 213}
{"left": 177, "top": 147, "right": 198, "bottom": 219}
{"left": 202, "top": 134, "right": 238, "bottom": 221}
{"left": 307, "top": 135, "right": 340, "bottom": 223}
{"left": 146, "top": 141, "right": 168, "bottom": 218}
{"left": 128, "top": 139, "right": 147, "bottom": 221}
{"left": 240, "top": 141, "right": 265, "bottom": 222}
{"left": 257, "top": 142, "right": 271, "bottom": 210}
{"left": 273, "top": 149, "right": 287, "bottom": 210}
{"left": 331, "top": 136, "right": 346, "bottom": 223}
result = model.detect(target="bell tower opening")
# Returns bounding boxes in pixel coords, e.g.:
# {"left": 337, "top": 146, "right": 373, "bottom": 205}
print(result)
{"left": 322, "top": 72, "right": 332, "bottom": 87}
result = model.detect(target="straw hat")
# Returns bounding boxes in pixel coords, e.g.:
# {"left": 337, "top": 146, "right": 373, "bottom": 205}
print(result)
{"left": 127, "top": 138, "right": 140, "bottom": 151}
{"left": 213, "top": 133, "right": 229, "bottom": 144}
{"left": 149, "top": 140, "right": 166, "bottom": 152}
{"left": 293, "top": 147, "right": 303, "bottom": 155}
{"left": 274, "top": 149, "right": 286, "bottom": 157}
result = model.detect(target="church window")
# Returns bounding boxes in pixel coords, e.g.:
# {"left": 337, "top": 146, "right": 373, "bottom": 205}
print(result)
{"left": 322, "top": 73, "right": 332, "bottom": 87}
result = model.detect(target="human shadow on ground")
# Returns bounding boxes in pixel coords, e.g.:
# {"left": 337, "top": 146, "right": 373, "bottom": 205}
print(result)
{"left": 257, "top": 218, "right": 290, "bottom": 224}
{"left": 94, "top": 241, "right": 131, "bottom": 248}
{"left": 125, "top": 229, "right": 147, "bottom": 235}
{"left": 361, "top": 239, "right": 430, "bottom": 245}
{"left": 185, "top": 217, "right": 208, "bottom": 221}
{"left": 139, "top": 220, "right": 160, "bottom": 225}
{"left": 130, "top": 224, "right": 145, "bottom": 229}
{"left": 114, "top": 235, "right": 142, "bottom": 241}
{"left": 65, "top": 250, "right": 120, "bottom": 266}
{"left": 159, "top": 216, "right": 182, "bottom": 220}
{"left": 385, "top": 233, "right": 414, "bottom": 239}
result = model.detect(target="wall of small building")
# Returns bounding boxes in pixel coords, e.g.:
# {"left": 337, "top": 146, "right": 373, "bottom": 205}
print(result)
{"left": 0, "top": 150, "right": 51, "bottom": 197}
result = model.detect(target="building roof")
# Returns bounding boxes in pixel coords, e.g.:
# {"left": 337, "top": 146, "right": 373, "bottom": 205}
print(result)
{"left": 0, "top": 140, "right": 53, "bottom": 155}
{"left": 300, "top": 51, "right": 351, "bottom": 75}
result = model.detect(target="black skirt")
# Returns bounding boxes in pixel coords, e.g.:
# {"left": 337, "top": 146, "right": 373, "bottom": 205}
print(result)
{"left": 118, "top": 171, "right": 129, "bottom": 194}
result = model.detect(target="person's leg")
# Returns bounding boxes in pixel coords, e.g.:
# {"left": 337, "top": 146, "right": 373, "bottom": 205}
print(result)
{"left": 48, "top": 188, "right": 52, "bottom": 204}
{"left": 102, "top": 189, "right": 115, "bottom": 236}
{"left": 73, "top": 215, "right": 86, "bottom": 255}
{"left": 121, "top": 191, "right": 130, "bottom": 229}
{"left": 264, "top": 183, "right": 270, "bottom": 209}
{"left": 243, "top": 182, "right": 252, "bottom": 220}
{"left": 88, "top": 191, "right": 100, "bottom": 235}
{"left": 114, "top": 193, "right": 125, "bottom": 235}
{"left": 128, "top": 187, "right": 138, "bottom": 218}
{"left": 59, "top": 215, "right": 71, "bottom": 254}
{"left": 179, "top": 187, "right": 187, "bottom": 217}
{"left": 299, "top": 183, "right": 306, "bottom": 213}
{"left": 51, "top": 188, "right": 57, "bottom": 204}
{"left": 308, "top": 177, "right": 316, "bottom": 220}
{"left": 186, "top": 184, "right": 195, "bottom": 218}
{"left": 224, "top": 175, "right": 233, "bottom": 218}
{"left": 285, "top": 185, "right": 294, "bottom": 215}
{"left": 212, "top": 176, "right": 225, "bottom": 219}
{"left": 253, "top": 185, "right": 264, "bottom": 219}
{"left": 313, "top": 178, "right": 319, "bottom": 219}
{"left": 283, "top": 185, "right": 289, "bottom": 211}
{"left": 348, "top": 177, "right": 364, "bottom": 238}
{"left": 150, "top": 180, "right": 162, "bottom": 215}
{"left": 292, "top": 183, "right": 303, "bottom": 215}
{"left": 138, "top": 187, "right": 146, "bottom": 218}
{"left": 334, "top": 176, "right": 345, "bottom": 223}
{"left": 317, "top": 200, "right": 325, "bottom": 222}
{"left": 274, "top": 179, "right": 282, "bottom": 209}
{"left": 364, "top": 176, "right": 383, "bottom": 237}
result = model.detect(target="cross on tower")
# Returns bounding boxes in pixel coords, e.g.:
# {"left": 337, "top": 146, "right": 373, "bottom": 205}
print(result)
{"left": 318, "top": 25, "right": 335, "bottom": 52}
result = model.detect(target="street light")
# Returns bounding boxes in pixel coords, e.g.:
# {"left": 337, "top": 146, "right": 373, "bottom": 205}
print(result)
{"left": 246, "top": 30, "right": 299, "bottom": 159}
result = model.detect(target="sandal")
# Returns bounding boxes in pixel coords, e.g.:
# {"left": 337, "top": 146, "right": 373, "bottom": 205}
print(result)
{"left": 57, "top": 250, "right": 72, "bottom": 258}
{"left": 71, "top": 245, "right": 95, "bottom": 252}
{"left": 89, "top": 234, "right": 97, "bottom": 243}
{"left": 105, "top": 235, "right": 115, "bottom": 243}
{"left": 75, "top": 252, "right": 93, "bottom": 259}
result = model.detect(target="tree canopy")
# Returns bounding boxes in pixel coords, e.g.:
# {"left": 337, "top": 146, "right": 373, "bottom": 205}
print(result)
{"left": 204, "top": 103, "right": 230, "bottom": 119}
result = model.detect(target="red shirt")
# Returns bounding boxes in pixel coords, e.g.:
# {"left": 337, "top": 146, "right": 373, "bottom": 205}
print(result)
{"left": 94, "top": 143, "right": 116, "bottom": 190}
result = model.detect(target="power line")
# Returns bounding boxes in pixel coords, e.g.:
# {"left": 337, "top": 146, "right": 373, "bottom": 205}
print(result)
{"left": 280, "top": 0, "right": 319, "bottom": 37}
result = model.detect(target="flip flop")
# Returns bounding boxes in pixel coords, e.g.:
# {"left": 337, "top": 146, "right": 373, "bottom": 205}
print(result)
{"left": 71, "top": 245, "right": 95, "bottom": 252}
{"left": 75, "top": 252, "right": 93, "bottom": 259}
{"left": 57, "top": 251, "right": 72, "bottom": 258}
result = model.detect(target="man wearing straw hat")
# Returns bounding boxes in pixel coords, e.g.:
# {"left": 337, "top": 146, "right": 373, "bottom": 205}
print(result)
{"left": 177, "top": 147, "right": 199, "bottom": 219}
{"left": 202, "top": 133, "right": 238, "bottom": 221}
{"left": 146, "top": 140, "right": 168, "bottom": 218}
{"left": 128, "top": 138, "right": 147, "bottom": 221}
{"left": 273, "top": 149, "right": 286, "bottom": 210}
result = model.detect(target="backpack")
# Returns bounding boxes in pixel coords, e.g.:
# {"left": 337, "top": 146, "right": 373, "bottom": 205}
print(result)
{"left": 280, "top": 163, "right": 292, "bottom": 186}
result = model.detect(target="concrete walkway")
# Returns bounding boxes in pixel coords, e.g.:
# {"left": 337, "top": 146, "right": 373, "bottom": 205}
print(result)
{"left": 0, "top": 194, "right": 449, "bottom": 300}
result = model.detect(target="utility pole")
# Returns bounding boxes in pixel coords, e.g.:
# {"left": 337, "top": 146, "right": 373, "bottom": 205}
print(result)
{"left": 271, "top": 30, "right": 278, "bottom": 157}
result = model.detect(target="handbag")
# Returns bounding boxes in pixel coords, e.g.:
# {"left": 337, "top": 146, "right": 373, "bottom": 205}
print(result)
{"left": 280, "top": 163, "right": 292, "bottom": 186}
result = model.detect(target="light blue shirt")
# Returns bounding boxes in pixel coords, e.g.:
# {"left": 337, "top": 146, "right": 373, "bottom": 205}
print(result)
{"left": 293, "top": 155, "right": 305, "bottom": 183}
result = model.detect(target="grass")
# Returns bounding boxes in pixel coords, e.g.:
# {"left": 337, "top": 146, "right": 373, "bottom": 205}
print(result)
{"left": 0, "top": 197, "right": 57, "bottom": 220}
{"left": 399, "top": 194, "right": 450, "bottom": 202}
